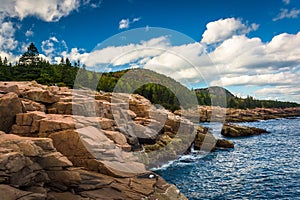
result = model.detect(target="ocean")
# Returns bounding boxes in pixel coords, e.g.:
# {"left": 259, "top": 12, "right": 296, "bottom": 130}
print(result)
{"left": 155, "top": 117, "right": 300, "bottom": 199}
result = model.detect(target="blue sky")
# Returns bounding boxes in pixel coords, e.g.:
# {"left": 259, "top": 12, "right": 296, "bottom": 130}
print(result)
{"left": 0, "top": 0, "right": 300, "bottom": 102}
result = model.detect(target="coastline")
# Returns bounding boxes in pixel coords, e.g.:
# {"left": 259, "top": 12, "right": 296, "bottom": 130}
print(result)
{"left": 0, "top": 81, "right": 298, "bottom": 199}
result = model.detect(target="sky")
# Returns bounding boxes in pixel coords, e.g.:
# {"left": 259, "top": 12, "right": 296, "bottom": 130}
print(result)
{"left": 0, "top": 0, "right": 300, "bottom": 102}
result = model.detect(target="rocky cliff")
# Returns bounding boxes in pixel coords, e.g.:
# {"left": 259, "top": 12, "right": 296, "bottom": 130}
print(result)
{"left": 0, "top": 81, "right": 189, "bottom": 200}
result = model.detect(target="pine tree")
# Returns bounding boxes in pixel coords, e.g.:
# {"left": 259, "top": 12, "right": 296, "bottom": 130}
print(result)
{"left": 3, "top": 57, "right": 8, "bottom": 66}
{"left": 65, "top": 58, "right": 71, "bottom": 67}
{"left": 60, "top": 57, "right": 65, "bottom": 65}
{"left": 19, "top": 42, "right": 40, "bottom": 65}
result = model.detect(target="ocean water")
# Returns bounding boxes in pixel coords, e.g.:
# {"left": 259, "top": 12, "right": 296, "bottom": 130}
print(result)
{"left": 155, "top": 117, "right": 300, "bottom": 199}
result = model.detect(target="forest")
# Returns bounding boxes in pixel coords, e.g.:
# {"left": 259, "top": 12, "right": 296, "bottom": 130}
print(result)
{"left": 0, "top": 43, "right": 299, "bottom": 111}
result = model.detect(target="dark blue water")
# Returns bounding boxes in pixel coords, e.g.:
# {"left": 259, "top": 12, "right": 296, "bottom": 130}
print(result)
{"left": 155, "top": 117, "right": 300, "bottom": 199}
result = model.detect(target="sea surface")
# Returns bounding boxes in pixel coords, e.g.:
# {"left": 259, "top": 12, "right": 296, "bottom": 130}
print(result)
{"left": 155, "top": 117, "right": 300, "bottom": 199}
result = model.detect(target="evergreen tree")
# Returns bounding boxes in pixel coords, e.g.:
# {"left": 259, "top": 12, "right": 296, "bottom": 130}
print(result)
{"left": 65, "top": 57, "right": 71, "bottom": 67}
{"left": 19, "top": 42, "right": 40, "bottom": 65}
{"left": 3, "top": 57, "right": 8, "bottom": 66}
{"left": 60, "top": 57, "right": 65, "bottom": 65}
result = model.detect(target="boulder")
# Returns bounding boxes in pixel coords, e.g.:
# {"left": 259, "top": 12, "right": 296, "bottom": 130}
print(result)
{"left": 22, "top": 89, "right": 59, "bottom": 104}
{"left": 216, "top": 139, "right": 234, "bottom": 148}
{"left": 0, "top": 92, "right": 24, "bottom": 132}
{"left": 0, "top": 84, "right": 20, "bottom": 95}
{"left": 193, "top": 126, "right": 234, "bottom": 150}
{"left": 22, "top": 99, "right": 46, "bottom": 112}
{"left": 193, "top": 132, "right": 216, "bottom": 151}
{"left": 221, "top": 123, "right": 269, "bottom": 137}
{"left": 48, "top": 126, "right": 146, "bottom": 177}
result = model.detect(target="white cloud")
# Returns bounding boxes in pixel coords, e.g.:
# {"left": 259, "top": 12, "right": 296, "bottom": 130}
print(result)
{"left": 211, "top": 72, "right": 297, "bottom": 86}
{"left": 273, "top": 8, "right": 300, "bottom": 21}
{"left": 82, "top": 0, "right": 102, "bottom": 8}
{"left": 61, "top": 47, "right": 89, "bottom": 63}
{"left": 71, "top": 29, "right": 300, "bottom": 91}
{"left": 255, "top": 85, "right": 300, "bottom": 102}
{"left": 210, "top": 32, "right": 300, "bottom": 72}
{"left": 119, "top": 19, "right": 130, "bottom": 29}
{"left": 25, "top": 29, "right": 34, "bottom": 37}
{"left": 0, "top": 51, "right": 18, "bottom": 64}
{"left": 41, "top": 37, "right": 58, "bottom": 55}
{"left": 201, "top": 18, "right": 258, "bottom": 44}
{"left": 41, "top": 36, "right": 70, "bottom": 62}
{"left": 132, "top": 17, "right": 141, "bottom": 22}
{"left": 207, "top": 31, "right": 300, "bottom": 102}
{"left": 85, "top": 36, "right": 170, "bottom": 66}
{"left": 119, "top": 17, "right": 141, "bottom": 29}
{"left": 283, "top": 0, "right": 290, "bottom": 5}
{"left": 0, "top": 0, "right": 80, "bottom": 22}
{"left": 0, "top": 21, "right": 18, "bottom": 51}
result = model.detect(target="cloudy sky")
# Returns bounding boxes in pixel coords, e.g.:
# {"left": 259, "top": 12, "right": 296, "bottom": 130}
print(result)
{"left": 0, "top": 0, "right": 300, "bottom": 102}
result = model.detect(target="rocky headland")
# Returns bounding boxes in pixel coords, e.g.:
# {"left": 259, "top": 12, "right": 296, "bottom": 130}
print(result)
{"left": 0, "top": 81, "right": 298, "bottom": 199}
{"left": 196, "top": 105, "right": 300, "bottom": 122}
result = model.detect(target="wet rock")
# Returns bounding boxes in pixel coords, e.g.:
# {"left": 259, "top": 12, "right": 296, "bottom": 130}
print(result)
{"left": 193, "top": 132, "right": 216, "bottom": 151}
{"left": 193, "top": 126, "right": 234, "bottom": 150}
{"left": 221, "top": 123, "right": 269, "bottom": 137}
{"left": 216, "top": 139, "right": 234, "bottom": 148}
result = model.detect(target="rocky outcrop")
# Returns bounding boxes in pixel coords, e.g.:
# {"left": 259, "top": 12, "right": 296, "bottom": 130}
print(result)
{"left": 0, "top": 131, "right": 187, "bottom": 200}
{"left": 221, "top": 123, "right": 269, "bottom": 137}
{"left": 0, "top": 81, "right": 189, "bottom": 199}
{"left": 196, "top": 106, "right": 300, "bottom": 123}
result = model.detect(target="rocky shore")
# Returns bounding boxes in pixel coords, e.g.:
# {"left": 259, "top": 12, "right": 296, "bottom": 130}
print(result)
{"left": 0, "top": 81, "right": 297, "bottom": 199}
{"left": 0, "top": 81, "right": 189, "bottom": 200}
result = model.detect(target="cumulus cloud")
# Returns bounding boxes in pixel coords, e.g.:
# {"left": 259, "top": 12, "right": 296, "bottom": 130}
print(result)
{"left": 41, "top": 36, "right": 69, "bottom": 63}
{"left": 0, "top": 0, "right": 96, "bottom": 62}
{"left": 0, "top": 0, "right": 80, "bottom": 22}
{"left": 119, "top": 19, "right": 130, "bottom": 29}
{"left": 0, "top": 21, "right": 18, "bottom": 51}
{"left": 61, "top": 47, "right": 89, "bottom": 63}
{"left": 119, "top": 17, "right": 141, "bottom": 29}
{"left": 76, "top": 25, "right": 300, "bottom": 102}
{"left": 201, "top": 18, "right": 259, "bottom": 44}
{"left": 85, "top": 36, "right": 170, "bottom": 66}
{"left": 211, "top": 72, "right": 297, "bottom": 86}
{"left": 283, "top": 0, "right": 290, "bottom": 5}
{"left": 25, "top": 29, "right": 34, "bottom": 37}
{"left": 273, "top": 8, "right": 300, "bottom": 21}
{"left": 206, "top": 30, "right": 300, "bottom": 102}
{"left": 255, "top": 85, "right": 300, "bottom": 102}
